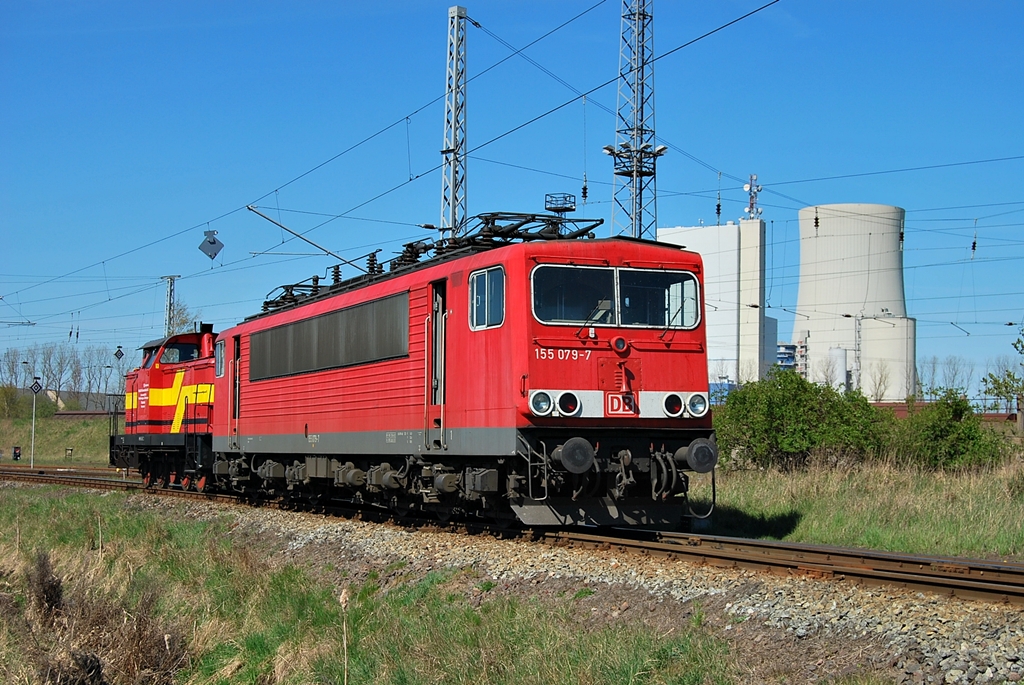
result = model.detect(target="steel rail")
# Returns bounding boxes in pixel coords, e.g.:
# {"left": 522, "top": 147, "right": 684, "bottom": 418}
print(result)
{"left": 4, "top": 468, "right": 1023, "bottom": 605}
{"left": 542, "top": 530, "right": 1024, "bottom": 605}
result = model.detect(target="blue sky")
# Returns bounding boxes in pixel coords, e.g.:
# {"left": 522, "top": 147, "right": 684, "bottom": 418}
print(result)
{"left": 2, "top": 1, "right": 1022, "bottom": 391}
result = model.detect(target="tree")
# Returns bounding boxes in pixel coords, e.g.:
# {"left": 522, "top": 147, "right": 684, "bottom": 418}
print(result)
{"left": 919, "top": 355, "right": 939, "bottom": 399}
{"left": 868, "top": 361, "right": 891, "bottom": 402}
{"left": 1014, "top": 325, "right": 1024, "bottom": 433}
{"left": 39, "top": 341, "right": 76, "bottom": 409}
{"left": 0, "top": 348, "right": 19, "bottom": 418}
{"left": 169, "top": 300, "right": 202, "bottom": 335}
{"left": 942, "top": 355, "right": 968, "bottom": 392}
{"left": 981, "top": 368, "right": 1024, "bottom": 414}
{"left": 817, "top": 355, "right": 839, "bottom": 389}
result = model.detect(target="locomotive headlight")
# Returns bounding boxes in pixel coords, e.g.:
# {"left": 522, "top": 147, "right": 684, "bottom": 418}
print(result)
{"left": 687, "top": 393, "right": 709, "bottom": 417}
{"left": 557, "top": 391, "right": 582, "bottom": 416}
{"left": 530, "top": 391, "right": 553, "bottom": 416}
{"left": 663, "top": 393, "right": 684, "bottom": 417}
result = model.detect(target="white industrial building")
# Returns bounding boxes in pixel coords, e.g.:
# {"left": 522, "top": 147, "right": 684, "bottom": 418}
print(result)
{"left": 657, "top": 203, "right": 916, "bottom": 402}
{"left": 658, "top": 218, "right": 778, "bottom": 385}
{"left": 792, "top": 203, "right": 917, "bottom": 401}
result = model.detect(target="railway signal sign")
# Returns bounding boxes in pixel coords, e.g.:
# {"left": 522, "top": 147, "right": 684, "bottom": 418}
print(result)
{"left": 199, "top": 230, "right": 224, "bottom": 260}
{"left": 30, "top": 380, "right": 42, "bottom": 395}
{"left": 114, "top": 346, "right": 124, "bottom": 361}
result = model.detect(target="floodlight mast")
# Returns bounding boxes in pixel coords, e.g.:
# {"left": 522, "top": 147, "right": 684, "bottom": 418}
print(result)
{"left": 606, "top": 0, "right": 664, "bottom": 239}
{"left": 440, "top": 6, "right": 469, "bottom": 240}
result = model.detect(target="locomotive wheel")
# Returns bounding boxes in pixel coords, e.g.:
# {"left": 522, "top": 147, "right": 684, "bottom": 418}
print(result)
{"left": 181, "top": 475, "right": 192, "bottom": 491}
{"left": 196, "top": 475, "right": 208, "bottom": 493}
{"left": 143, "top": 472, "right": 153, "bottom": 489}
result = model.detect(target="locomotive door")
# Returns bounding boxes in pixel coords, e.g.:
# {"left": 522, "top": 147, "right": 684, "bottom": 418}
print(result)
{"left": 425, "top": 281, "right": 447, "bottom": 450}
{"left": 229, "top": 335, "right": 241, "bottom": 449}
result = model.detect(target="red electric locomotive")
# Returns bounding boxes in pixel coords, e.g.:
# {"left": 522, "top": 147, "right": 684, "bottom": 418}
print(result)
{"left": 111, "top": 213, "right": 718, "bottom": 526}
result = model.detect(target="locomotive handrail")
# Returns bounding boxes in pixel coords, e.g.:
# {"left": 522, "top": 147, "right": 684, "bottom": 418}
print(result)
{"left": 439, "top": 311, "right": 448, "bottom": 450}
{"left": 423, "top": 315, "right": 431, "bottom": 451}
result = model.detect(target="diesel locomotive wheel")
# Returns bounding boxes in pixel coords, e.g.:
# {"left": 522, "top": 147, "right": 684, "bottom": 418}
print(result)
{"left": 142, "top": 472, "right": 153, "bottom": 489}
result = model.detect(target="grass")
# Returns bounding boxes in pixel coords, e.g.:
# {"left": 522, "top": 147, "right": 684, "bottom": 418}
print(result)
{"left": 708, "top": 460, "right": 1024, "bottom": 559}
{"left": 0, "top": 416, "right": 111, "bottom": 466}
{"left": 0, "top": 486, "right": 737, "bottom": 685}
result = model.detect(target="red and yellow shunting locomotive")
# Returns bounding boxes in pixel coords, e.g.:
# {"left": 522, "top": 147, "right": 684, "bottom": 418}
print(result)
{"left": 112, "top": 324, "right": 217, "bottom": 489}
{"left": 112, "top": 213, "right": 718, "bottom": 526}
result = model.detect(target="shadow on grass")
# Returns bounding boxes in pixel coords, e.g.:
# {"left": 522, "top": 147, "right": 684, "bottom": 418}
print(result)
{"left": 690, "top": 504, "right": 802, "bottom": 540}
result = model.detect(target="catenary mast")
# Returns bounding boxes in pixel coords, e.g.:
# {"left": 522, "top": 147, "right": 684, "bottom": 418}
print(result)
{"left": 440, "top": 6, "right": 469, "bottom": 238}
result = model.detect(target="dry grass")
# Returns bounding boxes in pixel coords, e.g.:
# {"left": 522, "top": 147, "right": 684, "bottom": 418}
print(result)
{"left": 0, "top": 545, "right": 188, "bottom": 685}
{"left": 713, "top": 459, "right": 1024, "bottom": 558}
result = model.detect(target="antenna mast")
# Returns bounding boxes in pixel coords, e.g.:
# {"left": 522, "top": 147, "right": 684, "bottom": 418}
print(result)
{"left": 440, "top": 5, "right": 469, "bottom": 239}
{"left": 604, "top": 0, "right": 665, "bottom": 239}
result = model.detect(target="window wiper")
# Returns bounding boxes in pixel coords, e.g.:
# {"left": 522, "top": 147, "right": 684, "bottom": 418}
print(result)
{"left": 576, "top": 299, "right": 612, "bottom": 337}
{"left": 659, "top": 300, "right": 687, "bottom": 339}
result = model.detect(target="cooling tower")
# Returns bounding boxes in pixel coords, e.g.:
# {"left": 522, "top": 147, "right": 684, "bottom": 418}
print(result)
{"left": 793, "top": 203, "right": 916, "bottom": 400}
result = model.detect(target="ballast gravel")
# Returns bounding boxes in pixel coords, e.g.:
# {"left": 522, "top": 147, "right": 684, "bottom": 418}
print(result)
{"left": 135, "top": 497, "right": 1022, "bottom": 684}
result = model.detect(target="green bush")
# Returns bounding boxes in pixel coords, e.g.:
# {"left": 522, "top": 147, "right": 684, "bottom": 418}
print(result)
{"left": 890, "top": 389, "right": 1007, "bottom": 468}
{"left": 713, "top": 372, "right": 1009, "bottom": 470}
{"left": 713, "top": 369, "right": 886, "bottom": 469}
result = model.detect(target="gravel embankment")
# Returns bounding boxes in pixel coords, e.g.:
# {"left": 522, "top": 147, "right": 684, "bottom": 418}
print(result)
{"left": 148, "top": 498, "right": 1022, "bottom": 684}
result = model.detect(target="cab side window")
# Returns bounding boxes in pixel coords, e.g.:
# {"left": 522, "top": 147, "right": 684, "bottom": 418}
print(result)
{"left": 469, "top": 266, "right": 505, "bottom": 330}
{"left": 215, "top": 340, "right": 225, "bottom": 377}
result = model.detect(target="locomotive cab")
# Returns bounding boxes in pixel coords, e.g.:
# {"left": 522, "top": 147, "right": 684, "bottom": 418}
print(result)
{"left": 503, "top": 240, "right": 717, "bottom": 525}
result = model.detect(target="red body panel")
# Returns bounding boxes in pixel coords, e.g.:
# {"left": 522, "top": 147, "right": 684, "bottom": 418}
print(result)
{"left": 212, "top": 238, "right": 710, "bottom": 443}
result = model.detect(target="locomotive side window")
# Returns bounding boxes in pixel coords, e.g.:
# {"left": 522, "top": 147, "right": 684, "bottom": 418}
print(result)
{"left": 214, "top": 340, "right": 225, "bottom": 377}
{"left": 533, "top": 266, "right": 616, "bottom": 325}
{"left": 619, "top": 269, "right": 699, "bottom": 328}
{"left": 469, "top": 266, "right": 505, "bottom": 329}
{"left": 249, "top": 292, "right": 410, "bottom": 381}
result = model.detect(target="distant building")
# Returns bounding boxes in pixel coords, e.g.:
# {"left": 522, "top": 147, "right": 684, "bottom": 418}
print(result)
{"left": 777, "top": 342, "right": 796, "bottom": 371}
{"left": 792, "top": 204, "right": 916, "bottom": 401}
{"left": 658, "top": 218, "right": 778, "bottom": 385}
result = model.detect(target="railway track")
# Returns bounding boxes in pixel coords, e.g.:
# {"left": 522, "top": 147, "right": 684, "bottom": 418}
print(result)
{"left": 4, "top": 468, "right": 1023, "bottom": 606}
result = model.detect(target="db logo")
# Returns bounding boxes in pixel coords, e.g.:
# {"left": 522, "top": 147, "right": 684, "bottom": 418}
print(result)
{"left": 606, "top": 392, "right": 638, "bottom": 416}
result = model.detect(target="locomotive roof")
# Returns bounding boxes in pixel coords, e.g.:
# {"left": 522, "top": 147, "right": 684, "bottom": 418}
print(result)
{"left": 138, "top": 324, "right": 216, "bottom": 350}
{"left": 245, "top": 212, "right": 697, "bottom": 322}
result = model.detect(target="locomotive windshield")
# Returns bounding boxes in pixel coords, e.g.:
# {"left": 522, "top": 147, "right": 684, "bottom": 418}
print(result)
{"left": 532, "top": 265, "right": 698, "bottom": 329}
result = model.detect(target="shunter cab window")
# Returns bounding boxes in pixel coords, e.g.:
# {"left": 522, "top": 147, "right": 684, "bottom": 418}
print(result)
{"left": 159, "top": 343, "right": 200, "bottom": 364}
{"left": 469, "top": 266, "right": 505, "bottom": 329}
{"left": 532, "top": 265, "right": 699, "bottom": 329}
{"left": 141, "top": 350, "right": 157, "bottom": 369}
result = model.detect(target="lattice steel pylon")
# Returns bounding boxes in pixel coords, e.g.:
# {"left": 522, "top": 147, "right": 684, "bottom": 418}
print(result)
{"left": 605, "top": 0, "right": 665, "bottom": 239}
{"left": 440, "top": 5, "right": 468, "bottom": 238}
{"left": 161, "top": 274, "right": 179, "bottom": 337}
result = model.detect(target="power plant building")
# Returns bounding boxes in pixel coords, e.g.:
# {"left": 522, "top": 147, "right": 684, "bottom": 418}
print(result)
{"left": 792, "top": 203, "right": 916, "bottom": 401}
{"left": 658, "top": 219, "right": 777, "bottom": 385}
